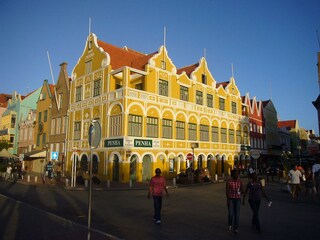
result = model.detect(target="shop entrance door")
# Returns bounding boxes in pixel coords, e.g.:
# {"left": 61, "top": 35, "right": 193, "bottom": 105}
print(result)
{"left": 142, "top": 155, "right": 152, "bottom": 181}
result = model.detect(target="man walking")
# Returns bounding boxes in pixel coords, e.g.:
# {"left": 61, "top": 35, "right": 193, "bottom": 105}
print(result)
{"left": 148, "top": 168, "right": 169, "bottom": 224}
{"left": 288, "top": 165, "right": 302, "bottom": 201}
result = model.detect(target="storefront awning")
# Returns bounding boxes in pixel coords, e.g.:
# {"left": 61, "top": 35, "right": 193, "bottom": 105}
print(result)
{"left": 24, "top": 150, "right": 46, "bottom": 160}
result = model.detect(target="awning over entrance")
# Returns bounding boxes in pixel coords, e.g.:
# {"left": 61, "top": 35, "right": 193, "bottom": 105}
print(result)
{"left": 0, "top": 149, "right": 18, "bottom": 159}
{"left": 24, "top": 150, "right": 46, "bottom": 161}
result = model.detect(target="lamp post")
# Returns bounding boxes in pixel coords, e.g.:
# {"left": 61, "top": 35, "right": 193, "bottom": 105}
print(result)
{"left": 297, "top": 145, "right": 301, "bottom": 166}
{"left": 42, "top": 143, "right": 49, "bottom": 183}
{"left": 87, "top": 119, "right": 101, "bottom": 240}
{"left": 189, "top": 143, "right": 198, "bottom": 183}
{"left": 190, "top": 142, "right": 198, "bottom": 171}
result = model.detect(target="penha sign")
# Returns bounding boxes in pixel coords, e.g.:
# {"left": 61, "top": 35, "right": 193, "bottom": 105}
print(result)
{"left": 134, "top": 139, "right": 153, "bottom": 148}
{"left": 104, "top": 138, "right": 124, "bottom": 148}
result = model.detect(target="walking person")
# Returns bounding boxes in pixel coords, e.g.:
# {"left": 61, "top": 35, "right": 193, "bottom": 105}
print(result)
{"left": 242, "top": 174, "right": 271, "bottom": 233}
{"left": 5, "top": 162, "right": 12, "bottom": 181}
{"left": 288, "top": 165, "right": 302, "bottom": 201}
{"left": 147, "top": 168, "right": 169, "bottom": 224}
{"left": 56, "top": 163, "right": 62, "bottom": 182}
{"left": 226, "top": 169, "right": 244, "bottom": 234}
{"left": 312, "top": 161, "right": 320, "bottom": 195}
{"left": 304, "top": 167, "right": 316, "bottom": 200}
{"left": 46, "top": 161, "right": 54, "bottom": 184}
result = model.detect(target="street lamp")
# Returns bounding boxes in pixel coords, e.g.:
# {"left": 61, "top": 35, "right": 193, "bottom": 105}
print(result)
{"left": 188, "top": 143, "right": 198, "bottom": 183}
{"left": 297, "top": 145, "right": 301, "bottom": 166}
{"left": 190, "top": 142, "right": 198, "bottom": 171}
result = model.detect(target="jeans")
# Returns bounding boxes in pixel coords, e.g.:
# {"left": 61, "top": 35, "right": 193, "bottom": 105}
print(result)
{"left": 153, "top": 196, "right": 163, "bottom": 221}
{"left": 227, "top": 198, "right": 241, "bottom": 230}
{"left": 56, "top": 171, "right": 61, "bottom": 182}
{"left": 248, "top": 199, "right": 261, "bottom": 230}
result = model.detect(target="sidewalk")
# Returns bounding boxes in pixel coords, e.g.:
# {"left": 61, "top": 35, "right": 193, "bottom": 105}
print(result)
{"left": 1, "top": 171, "right": 228, "bottom": 191}
{"left": 3, "top": 171, "right": 280, "bottom": 191}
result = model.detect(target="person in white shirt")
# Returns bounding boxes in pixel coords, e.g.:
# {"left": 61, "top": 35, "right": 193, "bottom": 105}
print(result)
{"left": 288, "top": 165, "right": 302, "bottom": 201}
{"left": 5, "top": 163, "right": 12, "bottom": 181}
{"left": 312, "top": 162, "right": 320, "bottom": 195}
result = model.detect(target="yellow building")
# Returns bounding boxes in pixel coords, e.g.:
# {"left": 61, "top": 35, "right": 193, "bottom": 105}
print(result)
{"left": 30, "top": 80, "right": 55, "bottom": 171}
{"left": 66, "top": 33, "right": 250, "bottom": 182}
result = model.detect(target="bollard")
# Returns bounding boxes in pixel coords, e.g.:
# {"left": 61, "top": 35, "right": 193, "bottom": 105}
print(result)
{"left": 215, "top": 174, "right": 218, "bottom": 181}
{"left": 34, "top": 176, "right": 38, "bottom": 183}
{"left": 173, "top": 178, "right": 176, "bottom": 187}
{"left": 85, "top": 179, "right": 88, "bottom": 188}
{"left": 65, "top": 178, "right": 69, "bottom": 187}
{"left": 27, "top": 175, "right": 30, "bottom": 182}
{"left": 107, "top": 180, "right": 110, "bottom": 188}
{"left": 129, "top": 179, "right": 132, "bottom": 188}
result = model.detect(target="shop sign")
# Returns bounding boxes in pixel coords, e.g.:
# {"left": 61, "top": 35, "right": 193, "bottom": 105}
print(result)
{"left": 104, "top": 138, "right": 124, "bottom": 148}
{"left": 241, "top": 145, "right": 251, "bottom": 151}
{"left": 134, "top": 139, "right": 152, "bottom": 148}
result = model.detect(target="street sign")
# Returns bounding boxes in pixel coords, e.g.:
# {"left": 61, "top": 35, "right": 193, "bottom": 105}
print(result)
{"left": 187, "top": 153, "right": 193, "bottom": 161}
{"left": 88, "top": 120, "right": 101, "bottom": 149}
{"left": 51, "top": 151, "right": 59, "bottom": 160}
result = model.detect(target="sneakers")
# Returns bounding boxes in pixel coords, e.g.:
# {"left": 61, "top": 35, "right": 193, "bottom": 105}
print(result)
{"left": 155, "top": 220, "right": 161, "bottom": 224}
{"left": 228, "top": 226, "right": 238, "bottom": 234}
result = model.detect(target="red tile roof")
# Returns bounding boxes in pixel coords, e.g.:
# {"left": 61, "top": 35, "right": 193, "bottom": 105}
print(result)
{"left": 0, "top": 93, "right": 12, "bottom": 108}
{"left": 216, "top": 81, "right": 229, "bottom": 88}
{"left": 49, "top": 84, "right": 55, "bottom": 96}
{"left": 278, "top": 120, "right": 297, "bottom": 130}
{"left": 177, "top": 63, "right": 199, "bottom": 76}
{"left": 97, "top": 40, "right": 152, "bottom": 70}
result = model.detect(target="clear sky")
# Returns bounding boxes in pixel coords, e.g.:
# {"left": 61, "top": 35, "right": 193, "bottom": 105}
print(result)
{"left": 1, "top": 0, "right": 320, "bottom": 133}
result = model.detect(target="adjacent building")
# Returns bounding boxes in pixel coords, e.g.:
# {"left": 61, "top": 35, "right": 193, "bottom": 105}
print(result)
{"left": 49, "top": 62, "right": 70, "bottom": 171}
{"left": 242, "top": 93, "right": 266, "bottom": 171}
{"left": 0, "top": 89, "right": 41, "bottom": 154}
{"left": 262, "top": 100, "right": 282, "bottom": 163}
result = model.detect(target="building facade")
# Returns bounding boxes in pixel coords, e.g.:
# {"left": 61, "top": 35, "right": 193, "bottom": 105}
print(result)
{"left": 0, "top": 89, "right": 40, "bottom": 154}
{"left": 34, "top": 80, "right": 55, "bottom": 162}
{"left": 242, "top": 93, "right": 266, "bottom": 172}
{"left": 66, "top": 33, "right": 250, "bottom": 183}
{"left": 0, "top": 93, "right": 12, "bottom": 131}
{"left": 49, "top": 62, "right": 70, "bottom": 170}
{"left": 262, "top": 100, "right": 282, "bottom": 163}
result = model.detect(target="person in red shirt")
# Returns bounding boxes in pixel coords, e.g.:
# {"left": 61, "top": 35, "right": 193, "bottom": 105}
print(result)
{"left": 148, "top": 168, "right": 169, "bottom": 224}
{"left": 226, "top": 169, "right": 244, "bottom": 234}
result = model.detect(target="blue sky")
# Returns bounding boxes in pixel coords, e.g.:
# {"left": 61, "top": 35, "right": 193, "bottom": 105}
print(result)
{"left": 1, "top": 0, "right": 320, "bottom": 133}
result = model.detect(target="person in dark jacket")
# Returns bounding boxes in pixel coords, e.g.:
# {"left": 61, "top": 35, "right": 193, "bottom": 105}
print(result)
{"left": 242, "top": 174, "right": 271, "bottom": 232}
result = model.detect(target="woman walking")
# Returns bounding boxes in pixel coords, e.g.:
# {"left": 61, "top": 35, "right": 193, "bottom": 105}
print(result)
{"left": 305, "top": 167, "right": 316, "bottom": 200}
{"left": 242, "top": 173, "right": 271, "bottom": 233}
{"left": 226, "top": 169, "right": 244, "bottom": 234}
